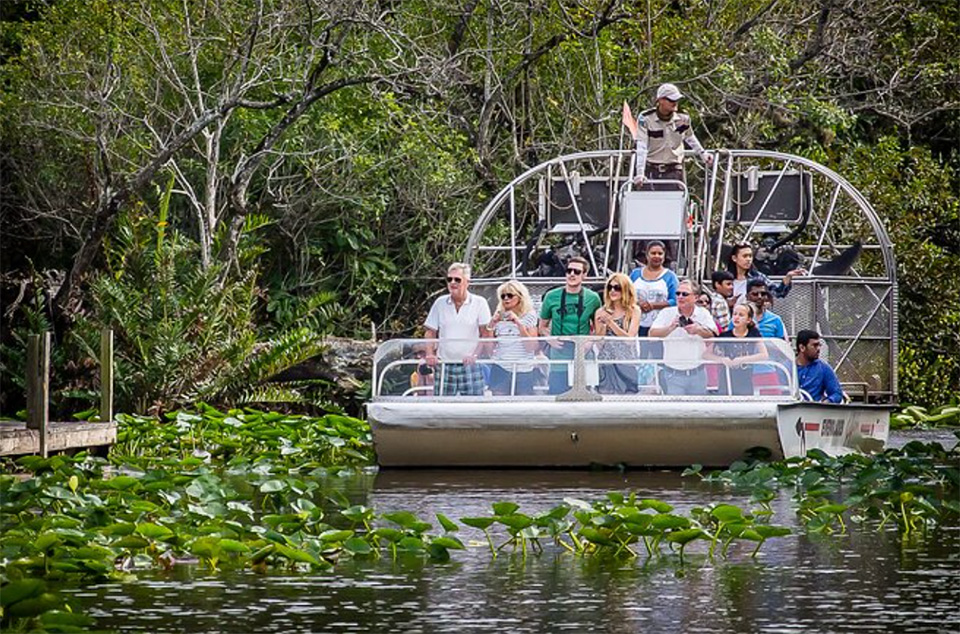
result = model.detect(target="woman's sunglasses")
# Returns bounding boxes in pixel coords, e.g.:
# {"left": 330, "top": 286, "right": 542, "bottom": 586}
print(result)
{"left": 606, "top": 284, "right": 621, "bottom": 292}
{"left": 500, "top": 292, "right": 516, "bottom": 300}
{"left": 696, "top": 299, "right": 710, "bottom": 307}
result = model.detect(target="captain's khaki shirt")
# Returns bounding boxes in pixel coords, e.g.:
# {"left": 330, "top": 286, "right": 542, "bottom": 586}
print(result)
{"left": 635, "top": 109, "right": 706, "bottom": 170}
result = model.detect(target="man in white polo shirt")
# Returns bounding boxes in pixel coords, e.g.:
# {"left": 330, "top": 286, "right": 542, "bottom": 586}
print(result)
{"left": 424, "top": 262, "right": 492, "bottom": 395}
{"left": 648, "top": 278, "right": 718, "bottom": 395}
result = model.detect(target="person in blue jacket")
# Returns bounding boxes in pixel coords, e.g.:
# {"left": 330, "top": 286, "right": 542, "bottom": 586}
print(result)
{"left": 795, "top": 329, "right": 844, "bottom": 403}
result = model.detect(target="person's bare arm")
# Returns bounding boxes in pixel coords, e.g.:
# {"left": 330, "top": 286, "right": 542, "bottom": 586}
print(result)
{"left": 464, "top": 324, "right": 489, "bottom": 365}
{"left": 424, "top": 328, "right": 438, "bottom": 366}
{"left": 539, "top": 317, "right": 563, "bottom": 349}
{"left": 685, "top": 322, "right": 716, "bottom": 339}
{"left": 648, "top": 317, "right": 677, "bottom": 338}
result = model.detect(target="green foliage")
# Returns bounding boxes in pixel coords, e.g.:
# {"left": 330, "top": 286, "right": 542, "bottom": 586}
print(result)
{"left": 689, "top": 439, "right": 960, "bottom": 537}
{"left": 891, "top": 399, "right": 960, "bottom": 429}
{"left": 111, "top": 405, "right": 374, "bottom": 466}
{"left": 2, "top": 0, "right": 958, "bottom": 408}
{"left": 831, "top": 140, "right": 960, "bottom": 406}
{"left": 460, "top": 493, "right": 788, "bottom": 563}
{"left": 0, "top": 274, "right": 101, "bottom": 417}
{"left": 90, "top": 183, "right": 331, "bottom": 412}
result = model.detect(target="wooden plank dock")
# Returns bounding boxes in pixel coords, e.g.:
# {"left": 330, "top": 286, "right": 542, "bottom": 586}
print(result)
{"left": 3, "top": 328, "right": 119, "bottom": 459}
{"left": 0, "top": 420, "right": 117, "bottom": 456}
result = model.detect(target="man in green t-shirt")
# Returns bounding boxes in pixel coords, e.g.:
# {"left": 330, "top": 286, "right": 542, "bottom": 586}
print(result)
{"left": 538, "top": 255, "right": 602, "bottom": 394}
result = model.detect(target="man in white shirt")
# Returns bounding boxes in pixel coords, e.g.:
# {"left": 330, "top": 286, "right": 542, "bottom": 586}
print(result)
{"left": 649, "top": 279, "right": 718, "bottom": 395}
{"left": 424, "top": 262, "right": 491, "bottom": 395}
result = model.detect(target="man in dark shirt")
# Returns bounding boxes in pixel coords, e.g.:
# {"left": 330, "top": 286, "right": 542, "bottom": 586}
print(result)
{"left": 795, "top": 329, "right": 843, "bottom": 403}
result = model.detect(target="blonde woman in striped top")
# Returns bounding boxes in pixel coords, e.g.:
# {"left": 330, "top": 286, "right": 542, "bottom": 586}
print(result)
{"left": 486, "top": 280, "right": 540, "bottom": 395}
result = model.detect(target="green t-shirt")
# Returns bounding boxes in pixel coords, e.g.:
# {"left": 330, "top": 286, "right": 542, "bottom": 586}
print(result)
{"left": 539, "top": 287, "right": 602, "bottom": 337}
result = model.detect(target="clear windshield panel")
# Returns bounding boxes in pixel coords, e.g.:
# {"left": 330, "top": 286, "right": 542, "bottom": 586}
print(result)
{"left": 372, "top": 337, "right": 797, "bottom": 399}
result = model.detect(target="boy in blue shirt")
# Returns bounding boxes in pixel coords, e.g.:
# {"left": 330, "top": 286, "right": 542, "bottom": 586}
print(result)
{"left": 795, "top": 329, "right": 844, "bottom": 403}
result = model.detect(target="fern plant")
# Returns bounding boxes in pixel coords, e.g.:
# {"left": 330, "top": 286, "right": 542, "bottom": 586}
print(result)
{"left": 90, "top": 177, "right": 335, "bottom": 412}
{"left": 2, "top": 176, "right": 344, "bottom": 416}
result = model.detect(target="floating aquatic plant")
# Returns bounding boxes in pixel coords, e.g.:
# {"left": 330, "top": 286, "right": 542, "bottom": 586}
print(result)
{"left": 684, "top": 437, "right": 960, "bottom": 537}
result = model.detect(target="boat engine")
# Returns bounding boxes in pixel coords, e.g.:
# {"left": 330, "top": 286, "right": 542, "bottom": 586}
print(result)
{"left": 754, "top": 236, "right": 804, "bottom": 276}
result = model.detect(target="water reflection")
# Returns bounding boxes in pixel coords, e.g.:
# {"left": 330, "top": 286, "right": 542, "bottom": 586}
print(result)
{"left": 65, "top": 466, "right": 960, "bottom": 633}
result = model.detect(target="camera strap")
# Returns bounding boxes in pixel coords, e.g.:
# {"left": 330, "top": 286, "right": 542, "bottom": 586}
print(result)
{"left": 557, "top": 289, "right": 585, "bottom": 336}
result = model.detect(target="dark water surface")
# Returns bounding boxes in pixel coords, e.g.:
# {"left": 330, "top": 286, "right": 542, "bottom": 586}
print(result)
{"left": 66, "top": 432, "right": 960, "bottom": 634}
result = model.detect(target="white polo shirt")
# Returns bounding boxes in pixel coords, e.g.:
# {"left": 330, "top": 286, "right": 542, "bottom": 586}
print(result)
{"left": 424, "top": 292, "right": 492, "bottom": 362}
{"left": 651, "top": 306, "right": 718, "bottom": 370}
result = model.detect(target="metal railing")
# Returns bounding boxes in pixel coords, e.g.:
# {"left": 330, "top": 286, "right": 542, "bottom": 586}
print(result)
{"left": 372, "top": 336, "right": 798, "bottom": 401}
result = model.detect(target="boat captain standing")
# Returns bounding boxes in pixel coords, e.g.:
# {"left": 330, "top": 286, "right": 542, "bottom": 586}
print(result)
{"left": 632, "top": 82, "right": 714, "bottom": 189}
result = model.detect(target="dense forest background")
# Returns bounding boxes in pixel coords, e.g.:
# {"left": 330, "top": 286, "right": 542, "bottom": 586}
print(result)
{"left": 0, "top": 0, "right": 957, "bottom": 414}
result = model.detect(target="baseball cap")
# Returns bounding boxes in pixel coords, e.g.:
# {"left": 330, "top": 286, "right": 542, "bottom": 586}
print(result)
{"left": 656, "top": 83, "right": 683, "bottom": 101}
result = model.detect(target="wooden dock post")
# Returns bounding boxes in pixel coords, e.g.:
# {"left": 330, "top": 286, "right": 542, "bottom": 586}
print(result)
{"left": 100, "top": 328, "right": 114, "bottom": 423}
{"left": 25, "top": 332, "right": 51, "bottom": 458}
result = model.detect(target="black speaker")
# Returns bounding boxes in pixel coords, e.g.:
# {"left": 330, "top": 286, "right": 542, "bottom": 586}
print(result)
{"left": 731, "top": 171, "right": 811, "bottom": 225}
{"left": 548, "top": 178, "right": 624, "bottom": 230}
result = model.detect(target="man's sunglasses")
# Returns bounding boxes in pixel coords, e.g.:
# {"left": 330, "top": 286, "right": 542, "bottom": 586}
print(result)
{"left": 748, "top": 291, "right": 769, "bottom": 297}
{"left": 500, "top": 293, "right": 516, "bottom": 300}
{"left": 676, "top": 291, "right": 693, "bottom": 297}
{"left": 446, "top": 276, "right": 463, "bottom": 284}
{"left": 565, "top": 268, "right": 584, "bottom": 276}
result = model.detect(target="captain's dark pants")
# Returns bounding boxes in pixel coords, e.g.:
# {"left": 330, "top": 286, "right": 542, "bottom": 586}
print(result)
{"left": 641, "top": 163, "right": 684, "bottom": 191}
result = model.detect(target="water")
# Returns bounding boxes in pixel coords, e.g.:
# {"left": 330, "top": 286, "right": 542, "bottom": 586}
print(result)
{"left": 64, "top": 454, "right": 960, "bottom": 634}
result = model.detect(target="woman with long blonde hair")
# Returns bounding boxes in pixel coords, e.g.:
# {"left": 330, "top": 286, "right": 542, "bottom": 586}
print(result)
{"left": 486, "top": 280, "right": 540, "bottom": 395}
{"left": 594, "top": 273, "right": 641, "bottom": 394}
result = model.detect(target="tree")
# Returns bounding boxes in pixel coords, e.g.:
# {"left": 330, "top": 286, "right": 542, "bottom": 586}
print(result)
{"left": 2, "top": 0, "right": 407, "bottom": 327}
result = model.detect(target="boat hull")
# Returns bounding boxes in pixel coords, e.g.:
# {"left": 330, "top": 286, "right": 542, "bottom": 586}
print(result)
{"left": 776, "top": 402, "right": 891, "bottom": 458}
{"left": 369, "top": 400, "right": 785, "bottom": 467}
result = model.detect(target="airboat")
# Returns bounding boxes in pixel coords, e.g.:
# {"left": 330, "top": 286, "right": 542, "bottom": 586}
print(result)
{"left": 367, "top": 148, "right": 895, "bottom": 467}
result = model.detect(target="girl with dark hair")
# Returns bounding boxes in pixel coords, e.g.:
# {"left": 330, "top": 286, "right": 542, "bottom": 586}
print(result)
{"left": 629, "top": 240, "right": 678, "bottom": 336}
{"left": 727, "top": 243, "right": 804, "bottom": 304}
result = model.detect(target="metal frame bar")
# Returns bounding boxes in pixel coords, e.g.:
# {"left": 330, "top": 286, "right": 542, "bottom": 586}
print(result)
{"left": 830, "top": 286, "right": 893, "bottom": 373}
{"left": 558, "top": 161, "right": 600, "bottom": 275}
{"left": 810, "top": 182, "right": 842, "bottom": 271}
{"left": 372, "top": 337, "right": 799, "bottom": 399}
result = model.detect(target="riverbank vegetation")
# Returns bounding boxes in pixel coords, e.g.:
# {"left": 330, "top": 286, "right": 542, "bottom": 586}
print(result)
{"left": 1, "top": 0, "right": 957, "bottom": 417}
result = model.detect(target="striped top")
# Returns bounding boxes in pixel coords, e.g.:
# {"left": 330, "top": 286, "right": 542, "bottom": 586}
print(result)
{"left": 492, "top": 311, "right": 539, "bottom": 372}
